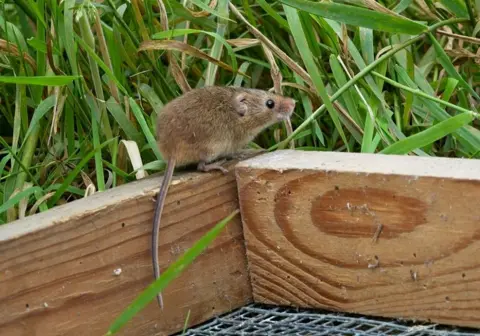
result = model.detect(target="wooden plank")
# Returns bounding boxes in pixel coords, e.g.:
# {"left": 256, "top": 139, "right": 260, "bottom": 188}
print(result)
{"left": 0, "top": 161, "right": 252, "bottom": 336}
{"left": 235, "top": 149, "right": 480, "bottom": 328}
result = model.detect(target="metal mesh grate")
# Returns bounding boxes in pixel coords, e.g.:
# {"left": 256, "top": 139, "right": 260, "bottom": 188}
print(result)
{"left": 179, "top": 304, "right": 480, "bottom": 336}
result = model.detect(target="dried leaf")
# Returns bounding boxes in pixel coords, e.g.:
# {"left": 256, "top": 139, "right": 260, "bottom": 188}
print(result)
{"left": 120, "top": 140, "right": 147, "bottom": 180}
{"left": 0, "top": 39, "right": 37, "bottom": 72}
{"left": 157, "top": 0, "right": 191, "bottom": 92}
{"left": 226, "top": 38, "right": 260, "bottom": 48}
{"left": 139, "top": 40, "right": 236, "bottom": 73}
{"left": 261, "top": 43, "right": 294, "bottom": 149}
{"left": 29, "top": 192, "right": 55, "bottom": 216}
{"left": 187, "top": 0, "right": 218, "bottom": 17}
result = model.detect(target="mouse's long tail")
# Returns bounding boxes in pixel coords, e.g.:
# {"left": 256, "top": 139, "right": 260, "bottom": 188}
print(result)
{"left": 152, "top": 156, "right": 176, "bottom": 310}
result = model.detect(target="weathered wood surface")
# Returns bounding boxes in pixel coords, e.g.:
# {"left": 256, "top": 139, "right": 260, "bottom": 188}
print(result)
{"left": 235, "top": 150, "right": 480, "bottom": 328}
{"left": 0, "top": 161, "right": 251, "bottom": 336}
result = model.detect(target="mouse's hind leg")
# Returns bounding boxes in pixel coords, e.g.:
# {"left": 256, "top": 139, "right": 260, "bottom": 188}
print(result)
{"left": 196, "top": 143, "right": 232, "bottom": 174}
{"left": 197, "top": 160, "right": 229, "bottom": 174}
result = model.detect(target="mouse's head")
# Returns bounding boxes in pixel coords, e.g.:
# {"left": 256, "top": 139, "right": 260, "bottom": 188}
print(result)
{"left": 232, "top": 89, "right": 296, "bottom": 122}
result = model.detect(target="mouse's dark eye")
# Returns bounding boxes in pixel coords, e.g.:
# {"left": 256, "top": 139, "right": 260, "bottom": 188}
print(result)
{"left": 266, "top": 99, "right": 275, "bottom": 109}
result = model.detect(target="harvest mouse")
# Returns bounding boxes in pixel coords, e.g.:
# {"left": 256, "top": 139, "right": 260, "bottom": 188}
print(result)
{"left": 151, "top": 86, "right": 296, "bottom": 309}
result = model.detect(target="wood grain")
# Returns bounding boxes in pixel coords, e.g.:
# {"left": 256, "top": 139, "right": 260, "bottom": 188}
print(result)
{"left": 0, "top": 161, "right": 251, "bottom": 336}
{"left": 235, "top": 150, "right": 480, "bottom": 328}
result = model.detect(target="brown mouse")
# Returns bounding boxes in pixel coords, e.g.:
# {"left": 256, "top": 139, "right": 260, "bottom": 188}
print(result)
{"left": 151, "top": 86, "right": 295, "bottom": 309}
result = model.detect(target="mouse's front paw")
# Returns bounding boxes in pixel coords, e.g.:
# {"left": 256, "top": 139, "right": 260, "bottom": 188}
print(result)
{"left": 197, "top": 160, "right": 229, "bottom": 174}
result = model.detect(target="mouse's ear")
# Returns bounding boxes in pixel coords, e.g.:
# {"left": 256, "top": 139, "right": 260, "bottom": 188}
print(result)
{"left": 233, "top": 92, "right": 248, "bottom": 116}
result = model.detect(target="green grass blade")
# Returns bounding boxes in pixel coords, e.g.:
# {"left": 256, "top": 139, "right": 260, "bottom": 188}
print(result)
{"left": 87, "top": 96, "right": 105, "bottom": 192}
{"left": 128, "top": 98, "right": 163, "bottom": 161}
{"left": 439, "top": 0, "right": 469, "bottom": 17}
{"left": 394, "top": 65, "right": 480, "bottom": 151}
{"left": 63, "top": 0, "right": 80, "bottom": 89}
{"left": 12, "top": 0, "right": 38, "bottom": 23}
{"left": 48, "top": 138, "right": 117, "bottom": 207}
{"left": 20, "top": 95, "right": 56, "bottom": 148}
{"left": 14, "top": 121, "right": 41, "bottom": 196}
{"left": 393, "top": 0, "right": 414, "bottom": 13}
{"left": 373, "top": 71, "right": 475, "bottom": 116}
{"left": 280, "top": 0, "right": 427, "bottom": 34}
{"left": 283, "top": 5, "right": 350, "bottom": 150}
{"left": 362, "top": 105, "right": 375, "bottom": 153}
{"left": 257, "top": 0, "right": 290, "bottom": 30}
{"left": 106, "top": 97, "right": 144, "bottom": 146}
{"left": 233, "top": 62, "right": 251, "bottom": 87}
{"left": 131, "top": 160, "right": 164, "bottom": 174}
{"left": 205, "top": 0, "right": 230, "bottom": 85}
{"left": 402, "top": 48, "right": 415, "bottom": 128}
{"left": 104, "top": 209, "right": 240, "bottom": 335}
{"left": 188, "top": 0, "right": 234, "bottom": 22}
{"left": 64, "top": 99, "right": 76, "bottom": 156}
{"left": 329, "top": 55, "right": 362, "bottom": 126}
{"left": 165, "top": 0, "right": 217, "bottom": 30}
{"left": 359, "top": 27, "right": 374, "bottom": 65}
{"left": 11, "top": 76, "right": 26, "bottom": 164}
{"left": 44, "top": 184, "right": 85, "bottom": 197}
{"left": 13, "top": 0, "right": 46, "bottom": 28}
{"left": 0, "top": 137, "right": 39, "bottom": 187}
{"left": 428, "top": 33, "right": 480, "bottom": 101}
{"left": 380, "top": 112, "right": 475, "bottom": 154}
{"left": 0, "top": 76, "right": 81, "bottom": 85}
{"left": 74, "top": 34, "right": 128, "bottom": 95}
{"left": 441, "top": 78, "right": 458, "bottom": 102}
{"left": 0, "top": 186, "right": 44, "bottom": 218}
{"left": 0, "top": 16, "right": 29, "bottom": 54}
{"left": 33, "top": 0, "right": 46, "bottom": 103}
{"left": 294, "top": 74, "right": 325, "bottom": 146}
{"left": 138, "top": 84, "right": 164, "bottom": 117}
{"left": 323, "top": 19, "right": 386, "bottom": 105}
{"left": 0, "top": 154, "right": 11, "bottom": 180}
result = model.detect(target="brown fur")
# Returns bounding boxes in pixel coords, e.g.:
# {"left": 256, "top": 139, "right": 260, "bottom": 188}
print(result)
{"left": 156, "top": 86, "right": 295, "bottom": 166}
{"left": 152, "top": 86, "right": 295, "bottom": 309}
